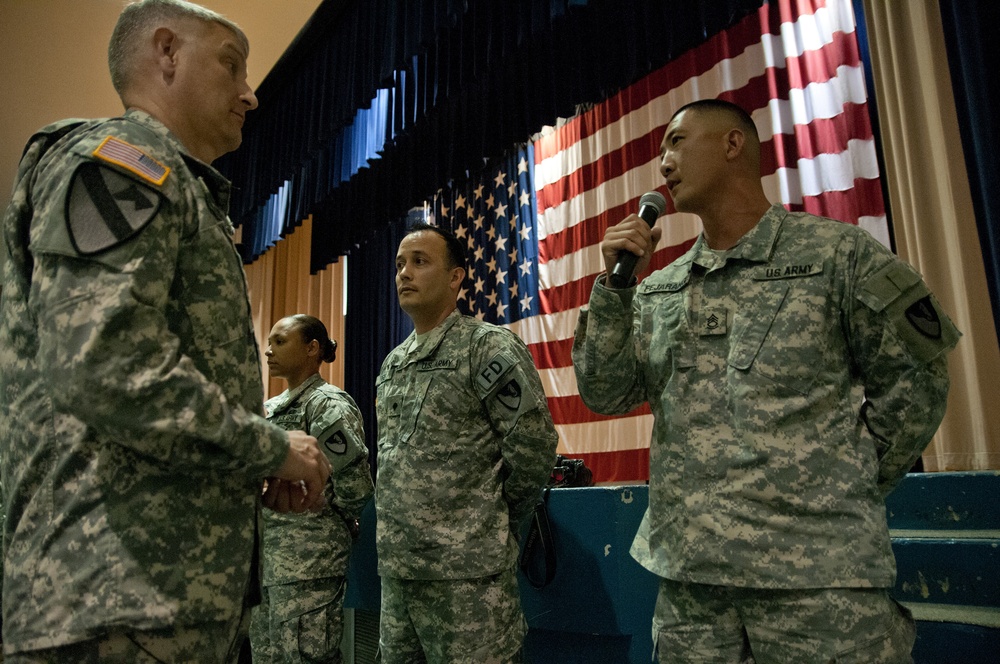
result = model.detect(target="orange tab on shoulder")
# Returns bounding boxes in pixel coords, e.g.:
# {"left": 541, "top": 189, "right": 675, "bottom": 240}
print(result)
{"left": 92, "top": 136, "right": 170, "bottom": 186}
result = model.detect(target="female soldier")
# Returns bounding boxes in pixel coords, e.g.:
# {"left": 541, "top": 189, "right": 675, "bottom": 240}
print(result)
{"left": 252, "top": 315, "right": 374, "bottom": 663}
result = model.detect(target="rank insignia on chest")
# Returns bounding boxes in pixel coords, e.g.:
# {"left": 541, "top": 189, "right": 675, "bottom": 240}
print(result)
{"left": 698, "top": 309, "right": 728, "bottom": 336}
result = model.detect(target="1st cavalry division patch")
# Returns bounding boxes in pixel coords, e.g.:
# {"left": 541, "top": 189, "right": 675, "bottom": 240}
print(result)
{"left": 66, "top": 163, "right": 162, "bottom": 255}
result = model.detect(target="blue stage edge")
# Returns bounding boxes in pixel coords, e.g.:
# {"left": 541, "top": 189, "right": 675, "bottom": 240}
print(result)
{"left": 345, "top": 471, "right": 1000, "bottom": 663}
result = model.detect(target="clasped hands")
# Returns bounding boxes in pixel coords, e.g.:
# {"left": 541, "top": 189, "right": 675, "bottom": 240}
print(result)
{"left": 262, "top": 430, "right": 332, "bottom": 514}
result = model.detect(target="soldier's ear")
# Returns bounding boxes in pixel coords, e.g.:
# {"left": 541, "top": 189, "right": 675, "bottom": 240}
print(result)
{"left": 152, "top": 27, "right": 180, "bottom": 79}
{"left": 724, "top": 127, "right": 745, "bottom": 161}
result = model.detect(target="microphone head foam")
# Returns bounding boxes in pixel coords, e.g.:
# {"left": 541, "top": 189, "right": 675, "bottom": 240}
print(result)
{"left": 639, "top": 191, "right": 667, "bottom": 215}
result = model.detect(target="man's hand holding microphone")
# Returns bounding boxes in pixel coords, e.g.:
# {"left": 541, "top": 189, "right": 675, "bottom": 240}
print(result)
{"left": 603, "top": 191, "right": 667, "bottom": 288}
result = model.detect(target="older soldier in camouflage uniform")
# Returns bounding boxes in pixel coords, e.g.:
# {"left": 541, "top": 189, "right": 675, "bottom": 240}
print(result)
{"left": 572, "top": 100, "right": 960, "bottom": 664}
{"left": 376, "top": 223, "right": 558, "bottom": 664}
{"left": 0, "top": 1, "right": 331, "bottom": 662}
{"left": 252, "top": 315, "right": 374, "bottom": 663}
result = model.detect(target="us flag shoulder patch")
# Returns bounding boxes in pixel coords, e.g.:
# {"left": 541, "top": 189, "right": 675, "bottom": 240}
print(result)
{"left": 93, "top": 136, "right": 170, "bottom": 186}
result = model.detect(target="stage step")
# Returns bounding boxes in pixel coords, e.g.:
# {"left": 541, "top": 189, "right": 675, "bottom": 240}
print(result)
{"left": 342, "top": 471, "right": 1000, "bottom": 663}
{"left": 886, "top": 471, "right": 1000, "bottom": 663}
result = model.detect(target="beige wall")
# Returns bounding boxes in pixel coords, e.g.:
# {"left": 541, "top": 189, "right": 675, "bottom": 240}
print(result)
{"left": 0, "top": 0, "right": 322, "bottom": 213}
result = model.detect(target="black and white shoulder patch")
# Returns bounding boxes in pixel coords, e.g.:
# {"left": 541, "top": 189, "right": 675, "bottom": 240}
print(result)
{"left": 66, "top": 163, "right": 162, "bottom": 255}
{"left": 318, "top": 425, "right": 348, "bottom": 455}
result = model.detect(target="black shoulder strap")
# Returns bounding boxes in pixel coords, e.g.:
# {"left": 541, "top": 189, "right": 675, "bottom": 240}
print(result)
{"left": 518, "top": 486, "right": 557, "bottom": 589}
{"left": 7, "top": 121, "right": 91, "bottom": 285}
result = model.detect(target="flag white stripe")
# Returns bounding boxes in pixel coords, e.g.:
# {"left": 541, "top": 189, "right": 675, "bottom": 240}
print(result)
{"left": 537, "top": 65, "right": 874, "bottom": 246}
{"left": 535, "top": 9, "right": 862, "bottom": 193}
{"left": 538, "top": 365, "right": 580, "bottom": 398}
{"left": 508, "top": 306, "right": 582, "bottom": 346}
{"left": 538, "top": 213, "right": 702, "bottom": 291}
{"left": 556, "top": 416, "right": 655, "bottom": 455}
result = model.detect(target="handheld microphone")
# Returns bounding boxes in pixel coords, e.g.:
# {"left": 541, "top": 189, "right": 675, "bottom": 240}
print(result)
{"left": 608, "top": 191, "right": 667, "bottom": 289}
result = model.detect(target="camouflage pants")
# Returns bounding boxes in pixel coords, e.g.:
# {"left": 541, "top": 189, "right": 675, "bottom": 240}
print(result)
{"left": 379, "top": 567, "right": 524, "bottom": 664}
{"left": 4, "top": 608, "right": 249, "bottom": 664}
{"left": 652, "top": 579, "right": 916, "bottom": 664}
{"left": 249, "top": 576, "right": 347, "bottom": 664}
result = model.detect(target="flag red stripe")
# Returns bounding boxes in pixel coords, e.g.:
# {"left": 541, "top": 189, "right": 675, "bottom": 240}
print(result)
{"left": 758, "top": 103, "right": 875, "bottom": 176}
{"left": 571, "top": 447, "right": 650, "bottom": 484}
{"left": 525, "top": 0, "right": 877, "bottom": 483}
{"left": 533, "top": 0, "right": 838, "bottom": 167}
{"left": 788, "top": 177, "right": 886, "bottom": 222}
{"left": 538, "top": 238, "right": 696, "bottom": 316}
{"left": 534, "top": 134, "right": 663, "bottom": 223}
{"left": 528, "top": 336, "right": 575, "bottom": 370}
{"left": 548, "top": 395, "right": 651, "bottom": 425}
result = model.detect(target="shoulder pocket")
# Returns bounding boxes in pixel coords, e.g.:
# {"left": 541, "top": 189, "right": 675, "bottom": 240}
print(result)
{"left": 857, "top": 262, "right": 959, "bottom": 362}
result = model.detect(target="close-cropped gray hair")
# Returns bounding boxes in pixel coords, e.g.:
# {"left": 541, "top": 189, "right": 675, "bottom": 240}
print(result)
{"left": 108, "top": 0, "right": 249, "bottom": 96}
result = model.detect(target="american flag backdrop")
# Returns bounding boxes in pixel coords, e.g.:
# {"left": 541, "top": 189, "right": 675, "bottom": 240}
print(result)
{"left": 434, "top": 0, "right": 885, "bottom": 483}
{"left": 432, "top": 145, "right": 543, "bottom": 327}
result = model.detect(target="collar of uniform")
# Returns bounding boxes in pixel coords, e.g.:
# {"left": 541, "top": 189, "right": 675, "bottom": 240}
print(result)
{"left": 688, "top": 202, "right": 786, "bottom": 270}
{"left": 266, "top": 372, "right": 324, "bottom": 416}
{"left": 122, "top": 108, "right": 233, "bottom": 214}
{"left": 181, "top": 155, "right": 232, "bottom": 216}
{"left": 123, "top": 108, "right": 193, "bottom": 162}
{"left": 729, "top": 203, "right": 787, "bottom": 262}
{"left": 404, "top": 308, "right": 463, "bottom": 363}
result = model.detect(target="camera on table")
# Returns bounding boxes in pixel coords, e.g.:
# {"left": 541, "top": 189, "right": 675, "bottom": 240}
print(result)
{"left": 548, "top": 454, "right": 593, "bottom": 488}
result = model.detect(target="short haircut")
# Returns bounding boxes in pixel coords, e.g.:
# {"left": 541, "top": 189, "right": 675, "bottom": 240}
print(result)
{"left": 108, "top": 0, "right": 248, "bottom": 96}
{"left": 405, "top": 222, "right": 467, "bottom": 271}
{"left": 670, "top": 99, "right": 759, "bottom": 143}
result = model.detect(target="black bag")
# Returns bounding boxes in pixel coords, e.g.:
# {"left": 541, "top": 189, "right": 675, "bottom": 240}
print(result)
{"left": 518, "top": 486, "right": 557, "bottom": 588}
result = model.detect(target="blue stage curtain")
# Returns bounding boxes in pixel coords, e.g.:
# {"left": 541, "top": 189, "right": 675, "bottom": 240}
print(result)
{"left": 218, "top": 0, "right": 766, "bottom": 268}
{"left": 938, "top": 0, "right": 1000, "bottom": 346}
{"left": 344, "top": 215, "right": 414, "bottom": 473}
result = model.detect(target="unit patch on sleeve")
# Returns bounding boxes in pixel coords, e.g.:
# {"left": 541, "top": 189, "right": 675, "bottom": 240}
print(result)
{"left": 318, "top": 425, "right": 348, "bottom": 455}
{"left": 66, "top": 163, "right": 162, "bottom": 255}
{"left": 905, "top": 296, "right": 942, "bottom": 339}
{"left": 496, "top": 379, "right": 522, "bottom": 411}
{"left": 475, "top": 351, "right": 515, "bottom": 394}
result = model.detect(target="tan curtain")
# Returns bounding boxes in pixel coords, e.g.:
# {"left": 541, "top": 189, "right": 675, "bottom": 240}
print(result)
{"left": 243, "top": 215, "right": 347, "bottom": 400}
{"left": 862, "top": 0, "right": 1000, "bottom": 470}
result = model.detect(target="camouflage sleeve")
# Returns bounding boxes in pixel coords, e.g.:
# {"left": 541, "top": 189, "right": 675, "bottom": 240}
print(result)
{"left": 306, "top": 392, "right": 374, "bottom": 518}
{"left": 33, "top": 207, "right": 288, "bottom": 479}
{"left": 847, "top": 233, "right": 960, "bottom": 496}
{"left": 572, "top": 275, "right": 649, "bottom": 415}
{"left": 472, "top": 328, "right": 558, "bottom": 525}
